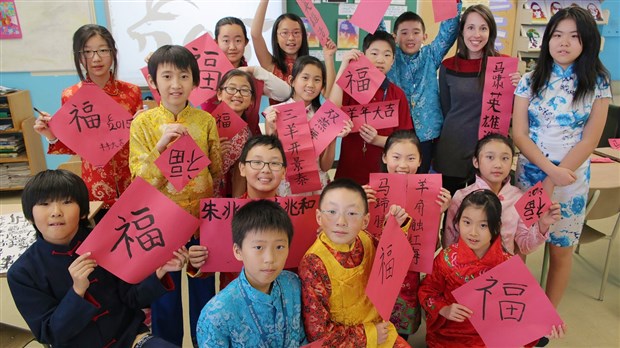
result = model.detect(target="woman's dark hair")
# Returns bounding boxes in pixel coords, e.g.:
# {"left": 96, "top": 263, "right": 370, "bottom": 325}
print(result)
{"left": 380, "top": 130, "right": 422, "bottom": 173}
{"left": 148, "top": 45, "right": 200, "bottom": 87}
{"left": 452, "top": 189, "right": 502, "bottom": 243}
{"left": 271, "top": 13, "right": 309, "bottom": 75}
{"left": 22, "top": 170, "right": 90, "bottom": 237}
{"left": 73, "top": 24, "right": 118, "bottom": 81}
{"left": 290, "top": 56, "right": 325, "bottom": 111}
{"left": 217, "top": 69, "right": 256, "bottom": 120}
{"left": 530, "top": 6, "right": 610, "bottom": 105}
{"left": 214, "top": 17, "right": 249, "bottom": 67}
{"left": 455, "top": 4, "right": 500, "bottom": 88}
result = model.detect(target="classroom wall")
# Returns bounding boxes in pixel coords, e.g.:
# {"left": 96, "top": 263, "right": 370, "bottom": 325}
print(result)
{"left": 1, "top": 0, "right": 617, "bottom": 170}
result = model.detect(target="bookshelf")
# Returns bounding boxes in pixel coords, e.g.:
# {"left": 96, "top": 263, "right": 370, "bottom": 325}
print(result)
{"left": 0, "top": 90, "right": 46, "bottom": 191}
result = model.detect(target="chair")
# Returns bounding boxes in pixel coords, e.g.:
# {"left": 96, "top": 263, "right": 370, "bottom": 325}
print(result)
{"left": 57, "top": 155, "right": 82, "bottom": 176}
{"left": 597, "top": 104, "right": 620, "bottom": 147}
{"left": 574, "top": 187, "right": 620, "bottom": 300}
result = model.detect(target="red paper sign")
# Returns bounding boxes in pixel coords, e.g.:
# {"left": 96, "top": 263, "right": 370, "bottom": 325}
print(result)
{"left": 341, "top": 100, "right": 400, "bottom": 133}
{"left": 432, "top": 0, "right": 458, "bottom": 23}
{"left": 515, "top": 181, "right": 552, "bottom": 228}
{"left": 76, "top": 177, "right": 199, "bottom": 284}
{"left": 366, "top": 215, "right": 414, "bottom": 321}
{"left": 301, "top": 339, "right": 325, "bottom": 348}
{"left": 591, "top": 156, "right": 614, "bottom": 163}
{"left": 336, "top": 54, "right": 384, "bottom": 105}
{"left": 274, "top": 101, "right": 322, "bottom": 194}
{"left": 154, "top": 134, "right": 211, "bottom": 191}
{"left": 309, "top": 100, "right": 351, "bottom": 155}
{"left": 478, "top": 57, "right": 519, "bottom": 139}
{"left": 48, "top": 83, "right": 133, "bottom": 167}
{"left": 350, "top": 0, "right": 391, "bottom": 34}
{"left": 141, "top": 33, "right": 234, "bottom": 107}
{"left": 609, "top": 138, "right": 620, "bottom": 150}
{"left": 406, "top": 174, "right": 442, "bottom": 274}
{"left": 367, "top": 173, "right": 408, "bottom": 237}
{"left": 296, "top": 0, "right": 330, "bottom": 47}
{"left": 210, "top": 102, "right": 248, "bottom": 139}
{"left": 452, "top": 256, "right": 563, "bottom": 348}
{"left": 199, "top": 196, "right": 320, "bottom": 272}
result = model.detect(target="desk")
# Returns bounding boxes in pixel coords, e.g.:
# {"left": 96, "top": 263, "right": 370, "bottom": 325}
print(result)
{"left": 0, "top": 201, "right": 103, "bottom": 330}
{"left": 593, "top": 147, "right": 620, "bottom": 162}
{"left": 590, "top": 154, "right": 620, "bottom": 190}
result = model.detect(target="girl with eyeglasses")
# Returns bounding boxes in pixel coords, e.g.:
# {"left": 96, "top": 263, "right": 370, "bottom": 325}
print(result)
{"left": 33, "top": 24, "right": 142, "bottom": 221}
{"left": 251, "top": 0, "right": 337, "bottom": 103}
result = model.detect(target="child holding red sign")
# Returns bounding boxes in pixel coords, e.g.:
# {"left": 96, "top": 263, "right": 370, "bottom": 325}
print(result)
{"left": 129, "top": 45, "right": 222, "bottom": 346}
{"left": 363, "top": 130, "right": 451, "bottom": 339}
{"left": 33, "top": 25, "right": 143, "bottom": 219}
{"left": 419, "top": 190, "right": 566, "bottom": 347}
{"left": 8, "top": 170, "right": 186, "bottom": 348}
{"left": 443, "top": 133, "right": 561, "bottom": 256}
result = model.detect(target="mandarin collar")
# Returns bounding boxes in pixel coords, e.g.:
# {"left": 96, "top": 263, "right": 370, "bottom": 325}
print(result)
{"left": 85, "top": 72, "right": 119, "bottom": 96}
{"left": 318, "top": 231, "right": 358, "bottom": 253}
{"left": 38, "top": 227, "right": 88, "bottom": 256}
{"left": 239, "top": 267, "right": 281, "bottom": 305}
{"left": 552, "top": 63, "right": 574, "bottom": 78}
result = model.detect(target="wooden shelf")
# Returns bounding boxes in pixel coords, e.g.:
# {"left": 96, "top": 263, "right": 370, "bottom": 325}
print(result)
{"left": 0, "top": 186, "right": 25, "bottom": 192}
{"left": 0, "top": 155, "right": 28, "bottom": 163}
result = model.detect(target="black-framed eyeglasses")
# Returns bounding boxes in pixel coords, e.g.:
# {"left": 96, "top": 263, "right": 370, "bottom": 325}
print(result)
{"left": 221, "top": 86, "right": 252, "bottom": 97}
{"left": 244, "top": 160, "right": 284, "bottom": 171}
{"left": 79, "top": 49, "right": 113, "bottom": 59}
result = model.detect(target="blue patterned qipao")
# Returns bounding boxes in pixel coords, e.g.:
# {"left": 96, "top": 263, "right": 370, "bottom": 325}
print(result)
{"left": 514, "top": 63, "right": 611, "bottom": 247}
{"left": 196, "top": 269, "right": 306, "bottom": 347}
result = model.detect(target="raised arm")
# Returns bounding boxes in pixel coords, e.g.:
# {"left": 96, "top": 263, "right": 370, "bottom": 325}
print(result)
{"left": 250, "top": 0, "right": 275, "bottom": 71}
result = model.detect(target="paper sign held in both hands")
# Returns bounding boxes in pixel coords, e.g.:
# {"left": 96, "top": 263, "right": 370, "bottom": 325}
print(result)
{"left": 210, "top": 102, "right": 248, "bottom": 139}
{"left": 141, "top": 32, "right": 234, "bottom": 106}
{"left": 76, "top": 177, "right": 200, "bottom": 284}
{"left": 609, "top": 138, "right": 620, "bottom": 150}
{"left": 478, "top": 57, "right": 519, "bottom": 140}
{"left": 366, "top": 215, "right": 414, "bottom": 321}
{"left": 350, "top": 0, "right": 391, "bottom": 34}
{"left": 432, "top": 0, "right": 458, "bottom": 23}
{"left": 514, "top": 181, "right": 552, "bottom": 228}
{"left": 367, "top": 173, "right": 408, "bottom": 238}
{"left": 154, "top": 134, "right": 211, "bottom": 192}
{"left": 336, "top": 54, "right": 385, "bottom": 105}
{"left": 48, "top": 83, "right": 134, "bottom": 167}
{"left": 296, "top": 0, "right": 330, "bottom": 47}
{"left": 341, "top": 100, "right": 400, "bottom": 133}
{"left": 309, "top": 100, "right": 351, "bottom": 155}
{"left": 452, "top": 256, "right": 563, "bottom": 348}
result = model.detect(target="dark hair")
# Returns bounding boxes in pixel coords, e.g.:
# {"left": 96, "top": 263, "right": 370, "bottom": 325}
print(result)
{"left": 290, "top": 56, "right": 325, "bottom": 111}
{"left": 473, "top": 133, "right": 515, "bottom": 176}
{"left": 319, "top": 178, "right": 369, "bottom": 214}
{"left": 22, "top": 170, "right": 90, "bottom": 237}
{"left": 217, "top": 69, "right": 256, "bottom": 120}
{"left": 393, "top": 11, "right": 426, "bottom": 33}
{"left": 452, "top": 189, "right": 502, "bottom": 243}
{"left": 148, "top": 45, "right": 200, "bottom": 88}
{"left": 232, "top": 199, "right": 294, "bottom": 247}
{"left": 362, "top": 30, "right": 396, "bottom": 54}
{"left": 530, "top": 6, "right": 610, "bottom": 105}
{"left": 381, "top": 130, "right": 422, "bottom": 173}
{"left": 239, "top": 135, "right": 287, "bottom": 167}
{"left": 456, "top": 4, "right": 500, "bottom": 88}
{"left": 271, "top": 13, "right": 309, "bottom": 75}
{"left": 214, "top": 17, "right": 249, "bottom": 67}
{"left": 72, "top": 24, "right": 118, "bottom": 81}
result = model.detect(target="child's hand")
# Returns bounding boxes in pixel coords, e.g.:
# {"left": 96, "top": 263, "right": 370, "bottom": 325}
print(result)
{"left": 359, "top": 124, "right": 378, "bottom": 145}
{"left": 156, "top": 123, "right": 188, "bottom": 153}
{"left": 436, "top": 188, "right": 452, "bottom": 213}
{"left": 69, "top": 252, "right": 97, "bottom": 297}
{"left": 548, "top": 166, "right": 576, "bottom": 187}
{"left": 33, "top": 111, "right": 56, "bottom": 141}
{"left": 388, "top": 204, "right": 409, "bottom": 227}
{"left": 362, "top": 184, "right": 377, "bottom": 204}
{"left": 156, "top": 246, "right": 189, "bottom": 279}
{"left": 263, "top": 107, "right": 278, "bottom": 135}
{"left": 144, "top": 51, "right": 153, "bottom": 64}
{"left": 439, "top": 303, "right": 473, "bottom": 322}
{"left": 220, "top": 137, "right": 231, "bottom": 159}
{"left": 542, "top": 177, "right": 555, "bottom": 197}
{"left": 509, "top": 72, "right": 522, "bottom": 87}
{"left": 322, "top": 38, "right": 337, "bottom": 59}
{"left": 189, "top": 245, "right": 209, "bottom": 269}
{"left": 547, "top": 324, "right": 567, "bottom": 340}
{"left": 375, "top": 321, "right": 389, "bottom": 345}
{"left": 337, "top": 120, "right": 354, "bottom": 138}
{"left": 237, "top": 66, "right": 254, "bottom": 75}
{"left": 538, "top": 202, "right": 561, "bottom": 232}
{"left": 341, "top": 49, "right": 363, "bottom": 67}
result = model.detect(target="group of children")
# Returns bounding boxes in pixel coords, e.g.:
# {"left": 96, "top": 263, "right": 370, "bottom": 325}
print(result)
{"left": 11, "top": 1, "right": 611, "bottom": 347}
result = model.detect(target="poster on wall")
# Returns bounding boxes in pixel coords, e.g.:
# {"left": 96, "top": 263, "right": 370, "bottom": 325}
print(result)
{"left": 302, "top": 17, "right": 320, "bottom": 48}
{"left": 0, "top": 0, "right": 22, "bottom": 39}
{"left": 337, "top": 19, "right": 359, "bottom": 49}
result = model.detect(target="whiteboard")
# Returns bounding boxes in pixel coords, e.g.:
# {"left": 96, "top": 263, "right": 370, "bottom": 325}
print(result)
{"left": 106, "top": 0, "right": 285, "bottom": 87}
{"left": 0, "top": 1, "right": 95, "bottom": 72}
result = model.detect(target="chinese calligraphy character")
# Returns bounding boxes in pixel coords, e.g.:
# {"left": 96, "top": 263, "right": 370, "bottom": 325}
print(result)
{"left": 69, "top": 101, "right": 101, "bottom": 132}
{"left": 475, "top": 276, "right": 499, "bottom": 320}
{"left": 112, "top": 207, "right": 165, "bottom": 258}
{"left": 379, "top": 244, "right": 394, "bottom": 284}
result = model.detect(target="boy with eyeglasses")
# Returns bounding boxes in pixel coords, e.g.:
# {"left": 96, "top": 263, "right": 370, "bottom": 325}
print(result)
{"left": 129, "top": 44, "right": 222, "bottom": 346}
{"left": 298, "top": 178, "right": 412, "bottom": 347}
